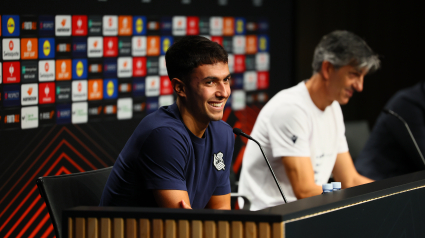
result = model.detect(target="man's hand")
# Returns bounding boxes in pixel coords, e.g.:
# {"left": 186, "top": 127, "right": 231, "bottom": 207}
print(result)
{"left": 180, "top": 199, "right": 192, "bottom": 209}
{"left": 333, "top": 152, "right": 374, "bottom": 188}
{"left": 281, "top": 156, "right": 323, "bottom": 199}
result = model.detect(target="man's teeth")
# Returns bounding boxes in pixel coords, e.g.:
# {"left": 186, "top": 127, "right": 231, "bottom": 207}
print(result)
{"left": 209, "top": 102, "right": 223, "bottom": 107}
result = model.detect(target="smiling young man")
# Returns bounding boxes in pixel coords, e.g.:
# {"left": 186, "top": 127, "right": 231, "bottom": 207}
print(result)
{"left": 238, "top": 31, "right": 380, "bottom": 210}
{"left": 100, "top": 36, "right": 233, "bottom": 209}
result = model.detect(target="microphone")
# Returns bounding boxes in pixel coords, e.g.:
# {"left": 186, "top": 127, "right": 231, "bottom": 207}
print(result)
{"left": 233, "top": 128, "right": 287, "bottom": 203}
{"left": 383, "top": 109, "right": 425, "bottom": 166}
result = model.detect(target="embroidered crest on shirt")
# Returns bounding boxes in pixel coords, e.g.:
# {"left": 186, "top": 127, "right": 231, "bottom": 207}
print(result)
{"left": 291, "top": 135, "right": 298, "bottom": 143}
{"left": 213, "top": 152, "right": 225, "bottom": 171}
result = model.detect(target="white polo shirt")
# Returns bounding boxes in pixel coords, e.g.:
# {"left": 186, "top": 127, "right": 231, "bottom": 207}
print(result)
{"left": 238, "top": 81, "right": 348, "bottom": 210}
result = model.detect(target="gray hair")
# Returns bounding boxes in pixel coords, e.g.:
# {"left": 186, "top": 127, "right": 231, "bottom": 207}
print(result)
{"left": 312, "top": 30, "right": 380, "bottom": 74}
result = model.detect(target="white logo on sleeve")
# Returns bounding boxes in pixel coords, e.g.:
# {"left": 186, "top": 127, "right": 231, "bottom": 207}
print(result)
{"left": 213, "top": 152, "right": 225, "bottom": 171}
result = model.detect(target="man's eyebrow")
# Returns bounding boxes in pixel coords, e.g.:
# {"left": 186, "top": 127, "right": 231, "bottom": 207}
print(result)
{"left": 202, "top": 74, "right": 232, "bottom": 81}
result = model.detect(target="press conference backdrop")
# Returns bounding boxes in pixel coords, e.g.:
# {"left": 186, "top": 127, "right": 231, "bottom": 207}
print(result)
{"left": 0, "top": 0, "right": 293, "bottom": 237}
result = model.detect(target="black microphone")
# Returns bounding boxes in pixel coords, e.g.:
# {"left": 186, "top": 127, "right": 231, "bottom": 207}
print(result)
{"left": 233, "top": 128, "right": 287, "bottom": 203}
{"left": 383, "top": 109, "right": 425, "bottom": 166}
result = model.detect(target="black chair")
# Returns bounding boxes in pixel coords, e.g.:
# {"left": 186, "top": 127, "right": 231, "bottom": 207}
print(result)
{"left": 36, "top": 166, "right": 112, "bottom": 238}
{"left": 345, "top": 120, "right": 370, "bottom": 161}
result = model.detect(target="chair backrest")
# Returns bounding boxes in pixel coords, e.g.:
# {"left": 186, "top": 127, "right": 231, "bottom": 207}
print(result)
{"left": 36, "top": 166, "right": 112, "bottom": 238}
{"left": 345, "top": 120, "right": 370, "bottom": 161}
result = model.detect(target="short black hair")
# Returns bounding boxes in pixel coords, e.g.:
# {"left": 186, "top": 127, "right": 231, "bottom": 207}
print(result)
{"left": 165, "top": 36, "right": 228, "bottom": 84}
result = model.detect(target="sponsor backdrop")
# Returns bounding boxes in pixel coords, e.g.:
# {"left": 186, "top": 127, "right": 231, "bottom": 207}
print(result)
{"left": 0, "top": 0, "right": 293, "bottom": 237}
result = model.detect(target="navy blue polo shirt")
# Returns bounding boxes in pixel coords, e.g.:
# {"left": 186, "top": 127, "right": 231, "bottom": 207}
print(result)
{"left": 100, "top": 103, "right": 234, "bottom": 209}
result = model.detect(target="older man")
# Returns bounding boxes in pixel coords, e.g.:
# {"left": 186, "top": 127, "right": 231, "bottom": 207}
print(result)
{"left": 238, "top": 31, "right": 380, "bottom": 210}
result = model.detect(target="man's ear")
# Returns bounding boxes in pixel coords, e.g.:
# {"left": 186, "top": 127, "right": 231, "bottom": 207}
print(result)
{"left": 172, "top": 78, "right": 186, "bottom": 98}
{"left": 320, "top": 61, "right": 334, "bottom": 81}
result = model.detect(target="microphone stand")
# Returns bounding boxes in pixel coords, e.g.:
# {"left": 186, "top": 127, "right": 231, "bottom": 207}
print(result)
{"left": 383, "top": 109, "right": 425, "bottom": 166}
{"left": 234, "top": 128, "right": 287, "bottom": 203}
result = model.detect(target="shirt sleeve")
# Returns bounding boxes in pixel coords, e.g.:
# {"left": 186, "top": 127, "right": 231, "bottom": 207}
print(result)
{"left": 267, "top": 105, "right": 311, "bottom": 158}
{"left": 138, "top": 127, "right": 189, "bottom": 191}
{"left": 212, "top": 127, "right": 234, "bottom": 196}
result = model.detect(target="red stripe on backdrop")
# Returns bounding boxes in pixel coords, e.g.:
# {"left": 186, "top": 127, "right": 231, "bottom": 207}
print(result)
{"left": 62, "top": 140, "right": 97, "bottom": 170}
{"left": 64, "top": 127, "right": 108, "bottom": 167}
{"left": 0, "top": 125, "right": 57, "bottom": 195}
{"left": 0, "top": 186, "right": 40, "bottom": 237}
{"left": 74, "top": 125, "right": 116, "bottom": 163}
{"left": 41, "top": 224, "right": 54, "bottom": 238}
{"left": 0, "top": 128, "right": 63, "bottom": 216}
{"left": 15, "top": 200, "right": 46, "bottom": 238}
{"left": 1, "top": 152, "right": 68, "bottom": 233}
{"left": 0, "top": 145, "right": 93, "bottom": 233}
{"left": 29, "top": 212, "right": 51, "bottom": 238}
{"left": 56, "top": 166, "right": 72, "bottom": 175}
{"left": 16, "top": 166, "right": 71, "bottom": 237}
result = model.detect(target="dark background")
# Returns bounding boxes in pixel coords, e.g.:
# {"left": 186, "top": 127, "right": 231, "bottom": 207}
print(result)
{"left": 295, "top": 0, "right": 425, "bottom": 128}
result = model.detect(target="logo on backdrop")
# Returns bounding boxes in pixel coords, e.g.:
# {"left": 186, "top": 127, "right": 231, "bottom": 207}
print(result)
{"left": 213, "top": 152, "right": 225, "bottom": 171}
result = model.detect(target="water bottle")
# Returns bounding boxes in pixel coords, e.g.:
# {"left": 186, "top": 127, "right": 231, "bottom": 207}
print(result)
{"left": 331, "top": 182, "right": 341, "bottom": 191}
{"left": 322, "top": 183, "right": 333, "bottom": 194}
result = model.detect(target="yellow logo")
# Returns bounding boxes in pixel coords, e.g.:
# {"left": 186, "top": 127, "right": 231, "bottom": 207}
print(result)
{"left": 163, "top": 38, "right": 170, "bottom": 53}
{"left": 7, "top": 18, "right": 15, "bottom": 34}
{"left": 107, "top": 81, "right": 114, "bottom": 96}
{"left": 43, "top": 40, "right": 51, "bottom": 56}
{"left": 136, "top": 18, "right": 143, "bottom": 33}
{"left": 260, "top": 37, "right": 267, "bottom": 51}
{"left": 236, "top": 20, "right": 243, "bottom": 33}
{"left": 76, "top": 61, "right": 84, "bottom": 77}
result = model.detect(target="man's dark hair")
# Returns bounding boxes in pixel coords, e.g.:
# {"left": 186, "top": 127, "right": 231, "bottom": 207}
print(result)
{"left": 312, "top": 30, "right": 380, "bottom": 74}
{"left": 165, "top": 36, "right": 228, "bottom": 84}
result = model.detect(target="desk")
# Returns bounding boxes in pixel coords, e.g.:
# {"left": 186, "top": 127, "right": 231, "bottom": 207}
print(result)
{"left": 63, "top": 170, "right": 425, "bottom": 237}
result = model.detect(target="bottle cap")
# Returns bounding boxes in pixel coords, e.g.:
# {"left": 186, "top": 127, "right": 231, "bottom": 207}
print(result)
{"left": 322, "top": 183, "right": 333, "bottom": 190}
{"left": 331, "top": 182, "right": 341, "bottom": 189}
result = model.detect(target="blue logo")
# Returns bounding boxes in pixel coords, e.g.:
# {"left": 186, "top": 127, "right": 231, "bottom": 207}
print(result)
{"left": 72, "top": 59, "right": 88, "bottom": 79}
{"left": 2, "top": 15, "right": 20, "bottom": 37}
{"left": 72, "top": 37, "right": 87, "bottom": 58}
{"left": 146, "top": 97, "right": 159, "bottom": 114}
{"left": 38, "top": 38, "right": 55, "bottom": 59}
{"left": 39, "top": 16, "right": 55, "bottom": 36}
{"left": 56, "top": 104, "right": 71, "bottom": 124}
{"left": 258, "top": 35, "right": 269, "bottom": 52}
{"left": 234, "top": 17, "right": 246, "bottom": 35}
{"left": 258, "top": 18, "right": 269, "bottom": 33}
{"left": 133, "top": 16, "right": 147, "bottom": 35}
{"left": 160, "top": 17, "right": 172, "bottom": 35}
{"left": 103, "top": 58, "right": 117, "bottom": 78}
{"left": 231, "top": 73, "right": 244, "bottom": 89}
{"left": 3, "top": 85, "right": 21, "bottom": 107}
{"left": 160, "top": 36, "right": 173, "bottom": 55}
{"left": 103, "top": 79, "right": 118, "bottom": 99}
{"left": 133, "top": 78, "right": 146, "bottom": 97}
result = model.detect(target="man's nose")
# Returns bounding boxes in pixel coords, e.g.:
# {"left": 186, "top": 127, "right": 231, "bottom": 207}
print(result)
{"left": 216, "top": 82, "right": 231, "bottom": 98}
{"left": 354, "top": 76, "right": 364, "bottom": 92}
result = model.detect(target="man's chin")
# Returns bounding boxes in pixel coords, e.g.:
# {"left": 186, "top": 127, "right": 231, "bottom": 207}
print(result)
{"left": 338, "top": 98, "right": 350, "bottom": 105}
{"left": 208, "top": 113, "right": 224, "bottom": 121}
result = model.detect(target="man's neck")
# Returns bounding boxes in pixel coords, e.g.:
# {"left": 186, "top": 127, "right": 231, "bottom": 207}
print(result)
{"left": 176, "top": 99, "right": 209, "bottom": 138}
{"left": 305, "top": 73, "right": 334, "bottom": 111}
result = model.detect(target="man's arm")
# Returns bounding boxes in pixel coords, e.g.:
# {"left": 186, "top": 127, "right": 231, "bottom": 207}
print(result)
{"left": 333, "top": 152, "right": 374, "bottom": 188}
{"left": 281, "top": 156, "right": 322, "bottom": 199}
{"left": 205, "top": 194, "right": 231, "bottom": 210}
{"left": 152, "top": 190, "right": 192, "bottom": 209}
